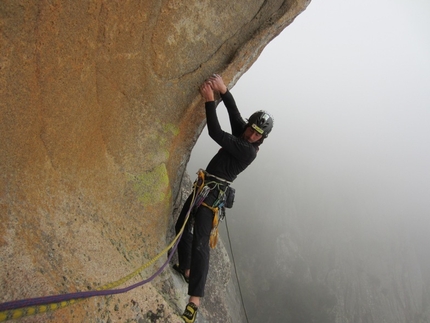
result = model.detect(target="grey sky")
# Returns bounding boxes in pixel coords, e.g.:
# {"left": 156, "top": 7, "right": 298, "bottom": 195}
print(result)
{"left": 189, "top": 0, "right": 430, "bottom": 232}
{"left": 186, "top": 1, "right": 430, "bottom": 320}
{"left": 188, "top": 0, "right": 430, "bottom": 322}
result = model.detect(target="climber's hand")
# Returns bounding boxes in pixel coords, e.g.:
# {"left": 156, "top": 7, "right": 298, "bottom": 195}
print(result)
{"left": 208, "top": 74, "right": 227, "bottom": 94}
{"left": 200, "top": 82, "right": 214, "bottom": 102}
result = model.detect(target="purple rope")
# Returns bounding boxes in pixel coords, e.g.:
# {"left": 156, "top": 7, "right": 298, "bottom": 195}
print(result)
{"left": 0, "top": 235, "right": 182, "bottom": 312}
{"left": 0, "top": 177, "right": 201, "bottom": 314}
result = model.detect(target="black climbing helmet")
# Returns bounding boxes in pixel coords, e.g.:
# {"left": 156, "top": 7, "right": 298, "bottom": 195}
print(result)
{"left": 247, "top": 110, "right": 274, "bottom": 138}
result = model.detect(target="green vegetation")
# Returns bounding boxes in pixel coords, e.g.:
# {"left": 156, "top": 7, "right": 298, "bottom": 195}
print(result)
{"left": 127, "top": 164, "right": 170, "bottom": 206}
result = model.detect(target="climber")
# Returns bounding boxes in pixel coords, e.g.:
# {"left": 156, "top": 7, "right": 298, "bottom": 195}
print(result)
{"left": 174, "top": 74, "right": 274, "bottom": 323}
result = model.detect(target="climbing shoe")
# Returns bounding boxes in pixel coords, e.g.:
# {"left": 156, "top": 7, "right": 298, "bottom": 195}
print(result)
{"left": 181, "top": 302, "right": 198, "bottom": 323}
{"left": 172, "top": 264, "right": 189, "bottom": 283}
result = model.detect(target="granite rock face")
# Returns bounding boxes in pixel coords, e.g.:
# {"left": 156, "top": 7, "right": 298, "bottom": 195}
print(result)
{"left": 0, "top": 0, "right": 310, "bottom": 322}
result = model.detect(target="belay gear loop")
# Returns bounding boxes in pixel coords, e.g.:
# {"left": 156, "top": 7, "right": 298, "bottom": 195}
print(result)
{"left": 192, "top": 170, "right": 209, "bottom": 208}
{"left": 193, "top": 169, "right": 236, "bottom": 248}
{"left": 194, "top": 185, "right": 211, "bottom": 211}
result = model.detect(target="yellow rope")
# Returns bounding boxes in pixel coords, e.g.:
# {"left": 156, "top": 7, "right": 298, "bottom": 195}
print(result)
{"left": 0, "top": 172, "right": 206, "bottom": 322}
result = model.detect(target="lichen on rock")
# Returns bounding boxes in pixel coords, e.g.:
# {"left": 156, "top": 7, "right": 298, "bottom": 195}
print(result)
{"left": 127, "top": 164, "right": 171, "bottom": 207}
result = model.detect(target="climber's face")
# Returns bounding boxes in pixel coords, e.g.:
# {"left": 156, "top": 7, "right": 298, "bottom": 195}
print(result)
{"left": 243, "top": 126, "right": 263, "bottom": 143}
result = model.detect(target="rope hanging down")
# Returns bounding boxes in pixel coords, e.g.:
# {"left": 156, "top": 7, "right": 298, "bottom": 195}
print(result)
{"left": 224, "top": 215, "right": 251, "bottom": 323}
{"left": 0, "top": 172, "right": 206, "bottom": 322}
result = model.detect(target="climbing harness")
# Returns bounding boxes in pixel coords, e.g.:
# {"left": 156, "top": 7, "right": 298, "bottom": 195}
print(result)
{"left": 190, "top": 171, "right": 250, "bottom": 321}
{"left": 0, "top": 171, "right": 207, "bottom": 322}
{"left": 192, "top": 169, "right": 236, "bottom": 249}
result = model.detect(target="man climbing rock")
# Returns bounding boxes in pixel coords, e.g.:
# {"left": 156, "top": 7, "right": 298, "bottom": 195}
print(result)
{"left": 174, "top": 74, "right": 274, "bottom": 323}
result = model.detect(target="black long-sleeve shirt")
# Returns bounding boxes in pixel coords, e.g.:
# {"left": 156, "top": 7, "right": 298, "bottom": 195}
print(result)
{"left": 205, "top": 90, "right": 258, "bottom": 182}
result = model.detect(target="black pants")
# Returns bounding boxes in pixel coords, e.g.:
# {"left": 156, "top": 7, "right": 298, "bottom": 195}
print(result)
{"left": 175, "top": 187, "right": 220, "bottom": 297}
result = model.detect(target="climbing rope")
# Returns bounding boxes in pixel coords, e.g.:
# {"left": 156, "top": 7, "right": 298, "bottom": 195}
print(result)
{"left": 224, "top": 215, "right": 251, "bottom": 323}
{"left": 0, "top": 172, "right": 206, "bottom": 322}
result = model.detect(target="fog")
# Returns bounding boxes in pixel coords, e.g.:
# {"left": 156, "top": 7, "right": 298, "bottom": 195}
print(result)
{"left": 187, "top": 0, "right": 430, "bottom": 321}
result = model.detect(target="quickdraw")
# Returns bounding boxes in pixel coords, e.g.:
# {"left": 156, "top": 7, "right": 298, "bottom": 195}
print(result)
{"left": 189, "top": 170, "right": 231, "bottom": 249}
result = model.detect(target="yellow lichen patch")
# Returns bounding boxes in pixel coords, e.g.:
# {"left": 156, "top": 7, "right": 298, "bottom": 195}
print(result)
{"left": 163, "top": 123, "right": 179, "bottom": 137}
{"left": 154, "top": 123, "right": 180, "bottom": 148}
{"left": 127, "top": 164, "right": 170, "bottom": 207}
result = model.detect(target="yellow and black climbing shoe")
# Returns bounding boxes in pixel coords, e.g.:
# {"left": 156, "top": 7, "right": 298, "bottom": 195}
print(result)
{"left": 173, "top": 264, "right": 190, "bottom": 283}
{"left": 181, "top": 302, "right": 198, "bottom": 323}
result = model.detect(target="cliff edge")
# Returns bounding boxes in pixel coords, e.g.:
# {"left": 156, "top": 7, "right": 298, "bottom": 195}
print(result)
{"left": 0, "top": 0, "right": 310, "bottom": 322}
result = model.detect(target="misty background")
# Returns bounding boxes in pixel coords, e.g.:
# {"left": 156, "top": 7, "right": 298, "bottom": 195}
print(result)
{"left": 187, "top": 0, "right": 430, "bottom": 322}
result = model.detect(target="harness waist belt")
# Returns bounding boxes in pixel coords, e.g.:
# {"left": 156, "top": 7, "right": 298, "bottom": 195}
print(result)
{"left": 203, "top": 170, "right": 232, "bottom": 186}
